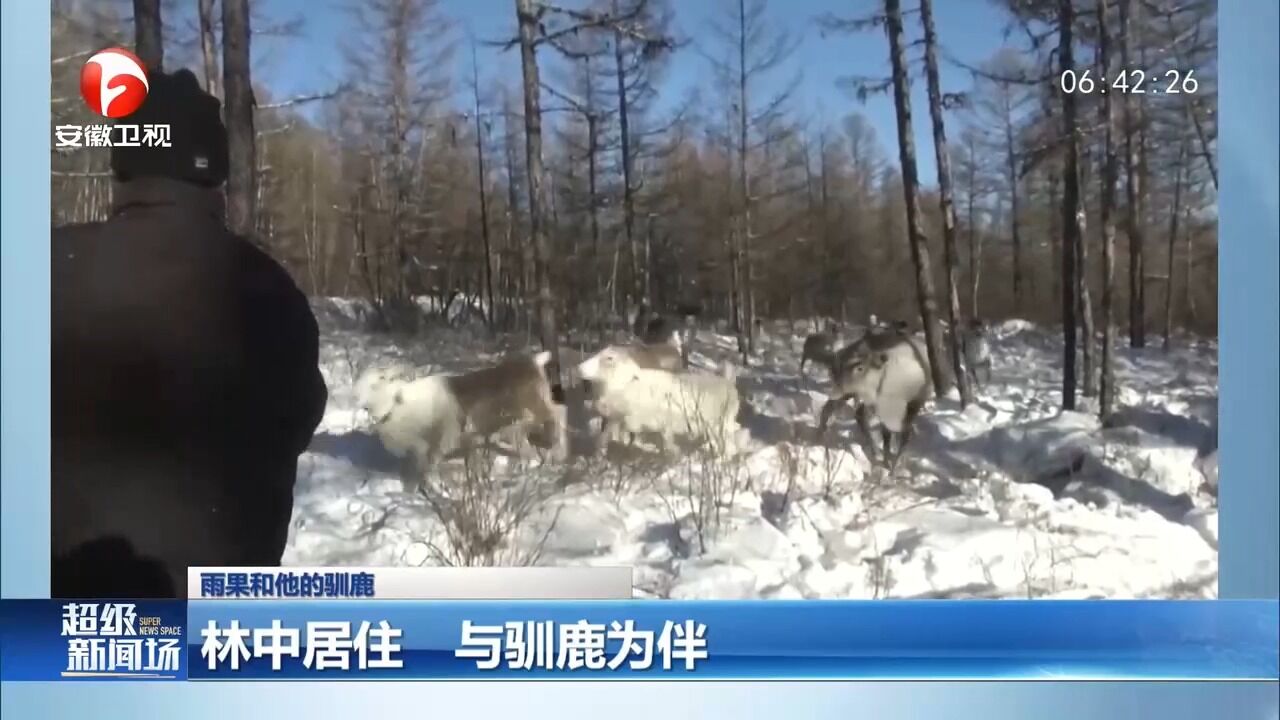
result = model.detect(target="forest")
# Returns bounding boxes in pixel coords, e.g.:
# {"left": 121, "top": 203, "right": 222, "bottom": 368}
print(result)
{"left": 52, "top": 0, "right": 1218, "bottom": 416}
{"left": 48, "top": 0, "right": 1223, "bottom": 597}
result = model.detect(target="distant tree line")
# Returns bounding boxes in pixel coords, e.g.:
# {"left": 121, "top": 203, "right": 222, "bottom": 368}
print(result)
{"left": 50, "top": 0, "right": 1218, "bottom": 413}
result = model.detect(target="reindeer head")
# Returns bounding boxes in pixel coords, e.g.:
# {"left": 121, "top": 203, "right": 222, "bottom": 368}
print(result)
{"left": 837, "top": 350, "right": 890, "bottom": 399}
{"left": 578, "top": 346, "right": 641, "bottom": 388}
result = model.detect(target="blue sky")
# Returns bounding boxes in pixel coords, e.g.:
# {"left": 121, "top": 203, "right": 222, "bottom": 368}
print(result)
{"left": 256, "top": 0, "right": 1018, "bottom": 186}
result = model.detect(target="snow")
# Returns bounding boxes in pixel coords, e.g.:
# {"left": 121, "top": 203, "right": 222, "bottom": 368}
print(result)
{"left": 283, "top": 300, "right": 1220, "bottom": 599}
{"left": 1184, "top": 508, "right": 1219, "bottom": 550}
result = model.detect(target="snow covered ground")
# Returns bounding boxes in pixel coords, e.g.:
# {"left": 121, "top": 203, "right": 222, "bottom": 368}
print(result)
{"left": 284, "top": 298, "right": 1220, "bottom": 599}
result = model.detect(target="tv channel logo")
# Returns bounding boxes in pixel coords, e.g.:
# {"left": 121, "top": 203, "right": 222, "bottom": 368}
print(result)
{"left": 80, "top": 47, "right": 150, "bottom": 119}
{"left": 54, "top": 47, "right": 171, "bottom": 150}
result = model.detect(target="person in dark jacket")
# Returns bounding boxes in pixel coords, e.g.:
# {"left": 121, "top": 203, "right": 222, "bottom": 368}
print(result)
{"left": 51, "top": 69, "right": 328, "bottom": 598}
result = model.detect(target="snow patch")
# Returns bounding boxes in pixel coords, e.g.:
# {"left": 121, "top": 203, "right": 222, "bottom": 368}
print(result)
{"left": 287, "top": 306, "right": 1219, "bottom": 599}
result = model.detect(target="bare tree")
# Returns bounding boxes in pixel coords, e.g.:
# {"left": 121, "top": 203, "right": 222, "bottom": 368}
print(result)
{"left": 1044, "top": 169, "right": 1058, "bottom": 306}
{"left": 583, "top": 57, "right": 606, "bottom": 328}
{"left": 514, "top": 0, "right": 562, "bottom": 384}
{"left": 1163, "top": 4, "right": 1216, "bottom": 192}
{"left": 705, "top": 0, "right": 797, "bottom": 357}
{"left": 957, "top": 128, "right": 986, "bottom": 319}
{"left": 1077, "top": 151, "right": 1097, "bottom": 398}
{"left": 1120, "top": 0, "right": 1146, "bottom": 348}
{"left": 1002, "top": 77, "right": 1026, "bottom": 314}
{"left": 222, "top": 0, "right": 255, "bottom": 237}
{"left": 133, "top": 0, "right": 164, "bottom": 71}
{"left": 918, "top": 0, "right": 971, "bottom": 406}
{"left": 337, "top": 0, "right": 455, "bottom": 325}
{"left": 501, "top": 87, "right": 528, "bottom": 331}
{"left": 882, "top": 0, "right": 951, "bottom": 394}
{"left": 733, "top": 0, "right": 759, "bottom": 353}
{"left": 1163, "top": 124, "right": 1189, "bottom": 350}
{"left": 961, "top": 49, "right": 1033, "bottom": 316}
{"left": 1057, "top": 0, "right": 1080, "bottom": 411}
{"left": 612, "top": 0, "right": 642, "bottom": 305}
{"left": 469, "top": 39, "right": 496, "bottom": 329}
{"left": 843, "top": 112, "right": 887, "bottom": 318}
{"left": 546, "top": 42, "right": 613, "bottom": 332}
{"left": 1064, "top": 81, "right": 1095, "bottom": 399}
{"left": 504, "top": 0, "right": 668, "bottom": 378}
{"left": 197, "top": 0, "right": 218, "bottom": 96}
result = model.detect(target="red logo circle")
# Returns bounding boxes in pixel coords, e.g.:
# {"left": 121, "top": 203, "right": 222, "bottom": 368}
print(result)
{"left": 79, "top": 48, "right": 150, "bottom": 119}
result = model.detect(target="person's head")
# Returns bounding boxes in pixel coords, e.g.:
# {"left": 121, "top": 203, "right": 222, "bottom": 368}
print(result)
{"left": 110, "top": 68, "right": 228, "bottom": 188}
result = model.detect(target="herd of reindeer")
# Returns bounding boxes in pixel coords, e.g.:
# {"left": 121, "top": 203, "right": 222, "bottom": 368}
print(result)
{"left": 354, "top": 302, "right": 997, "bottom": 489}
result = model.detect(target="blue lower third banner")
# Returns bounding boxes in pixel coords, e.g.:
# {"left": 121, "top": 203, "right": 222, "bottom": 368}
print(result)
{"left": 188, "top": 600, "right": 1276, "bottom": 680}
{"left": 2, "top": 600, "right": 1277, "bottom": 680}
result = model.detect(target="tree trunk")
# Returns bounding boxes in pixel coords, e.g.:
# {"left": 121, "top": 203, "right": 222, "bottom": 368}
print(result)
{"left": 1169, "top": 15, "right": 1216, "bottom": 192}
{"left": 1074, "top": 137, "right": 1096, "bottom": 398}
{"left": 820, "top": 133, "right": 838, "bottom": 318}
{"left": 803, "top": 133, "right": 818, "bottom": 313}
{"left": 306, "top": 146, "right": 319, "bottom": 294}
{"left": 728, "top": 226, "right": 740, "bottom": 338}
{"left": 737, "top": 0, "right": 757, "bottom": 356}
{"left": 1184, "top": 201, "right": 1196, "bottom": 326}
{"left": 723, "top": 105, "right": 741, "bottom": 336}
{"left": 587, "top": 113, "right": 603, "bottom": 337}
{"left": 967, "top": 134, "right": 981, "bottom": 319}
{"left": 471, "top": 42, "right": 495, "bottom": 330}
{"left": 1097, "top": 0, "right": 1118, "bottom": 419}
{"left": 222, "top": 0, "right": 255, "bottom": 238}
{"left": 645, "top": 213, "right": 655, "bottom": 305}
{"left": 1058, "top": 0, "right": 1081, "bottom": 411}
{"left": 1121, "top": 0, "right": 1146, "bottom": 348}
{"left": 1188, "top": 97, "right": 1217, "bottom": 191}
{"left": 581, "top": 55, "right": 604, "bottom": 336}
{"left": 133, "top": 0, "right": 164, "bottom": 72}
{"left": 388, "top": 11, "right": 414, "bottom": 307}
{"left": 918, "top": 0, "right": 971, "bottom": 406}
{"left": 1077, "top": 166, "right": 1097, "bottom": 397}
{"left": 502, "top": 95, "right": 524, "bottom": 330}
{"left": 1049, "top": 169, "right": 1061, "bottom": 311}
{"left": 197, "top": 0, "right": 219, "bottom": 97}
{"left": 1164, "top": 129, "right": 1189, "bottom": 349}
{"left": 612, "top": 8, "right": 641, "bottom": 307}
{"left": 515, "top": 0, "right": 562, "bottom": 386}
{"left": 1004, "top": 94, "right": 1023, "bottom": 312}
{"left": 884, "top": 0, "right": 950, "bottom": 394}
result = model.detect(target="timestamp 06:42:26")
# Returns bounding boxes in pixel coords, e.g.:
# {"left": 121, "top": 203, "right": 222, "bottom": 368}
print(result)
{"left": 1059, "top": 68, "right": 1200, "bottom": 95}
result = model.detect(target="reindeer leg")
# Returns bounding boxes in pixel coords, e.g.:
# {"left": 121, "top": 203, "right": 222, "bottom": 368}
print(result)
{"left": 547, "top": 415, "right": 569, "bottom": 463}
{"left": 817, "top": 395, "right": 850, "bottom": 436}
{"left": 854, "top": 403, "right": 881, "bottom": 465}
{"left": 888, "top": 400, "right": 924, "bottom": 472}
{"left": 593, "top": 415, "right": 610, "bottom": 453}
{"left": 880, "top": 426, "right": 895, "bottom": 469}
{"left": 398, "top": 454, "right": 423, "bottom": 494}
{"left": 405, "top": 436, "right": 442, "bottom": 496}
